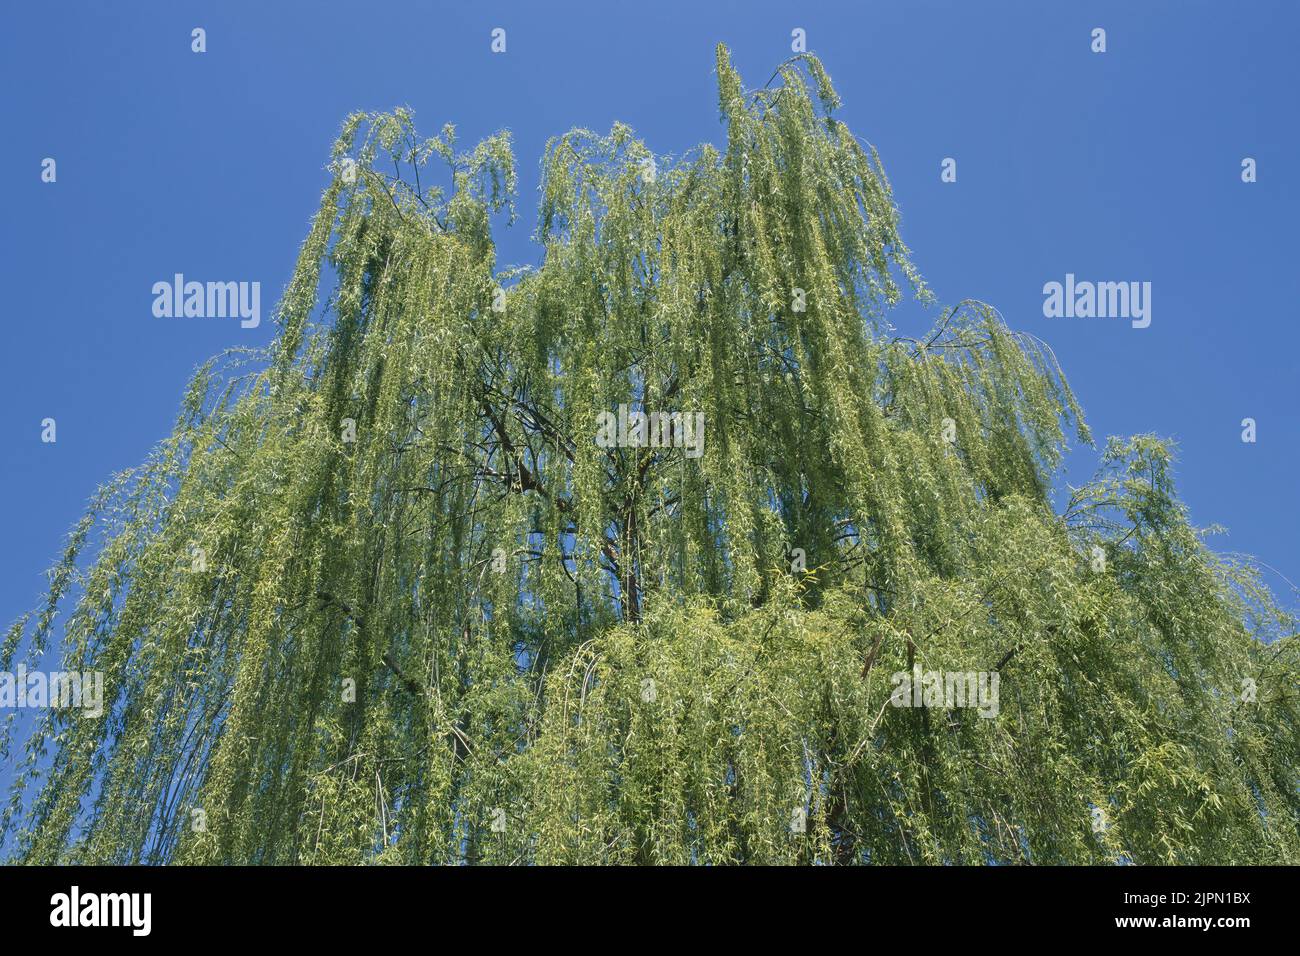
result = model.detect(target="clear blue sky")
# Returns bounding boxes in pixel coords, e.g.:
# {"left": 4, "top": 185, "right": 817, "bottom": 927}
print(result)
{"left": 2, "top": 0, "right": 1297, "bottom": 644}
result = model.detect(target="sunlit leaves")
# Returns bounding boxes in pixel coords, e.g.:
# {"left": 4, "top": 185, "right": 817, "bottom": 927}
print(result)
{"left": 2, "top": 47, "right": 1295, "bottom": 866}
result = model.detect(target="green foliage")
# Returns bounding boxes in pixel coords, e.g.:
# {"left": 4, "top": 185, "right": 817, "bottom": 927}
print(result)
{"left": 2, "top": 47, "right": 1295, "bottom": 865}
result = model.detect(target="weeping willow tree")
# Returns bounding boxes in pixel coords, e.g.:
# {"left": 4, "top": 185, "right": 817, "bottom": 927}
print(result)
{"left": 3, "top": 46, "right": 1297, "bottom": 866}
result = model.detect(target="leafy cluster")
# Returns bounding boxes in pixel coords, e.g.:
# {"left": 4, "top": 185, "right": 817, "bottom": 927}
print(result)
{"left": 2, "top": 47, "right": 1295, "bottom": 864}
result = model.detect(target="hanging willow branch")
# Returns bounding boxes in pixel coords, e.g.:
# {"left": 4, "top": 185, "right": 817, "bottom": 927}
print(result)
{"left": 2, "top": 46, "right": 1296, "bottom": 866}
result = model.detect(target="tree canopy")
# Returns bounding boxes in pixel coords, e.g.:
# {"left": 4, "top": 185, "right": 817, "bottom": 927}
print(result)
{"left": 3, "top": 46, "right": 1296, "bottom": 865}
